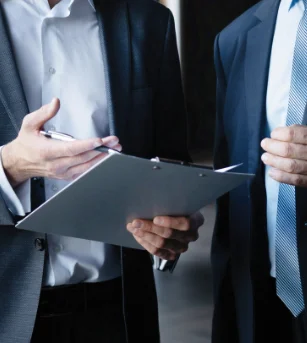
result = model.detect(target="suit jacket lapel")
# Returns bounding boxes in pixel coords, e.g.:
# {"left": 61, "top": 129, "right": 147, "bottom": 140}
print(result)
{"left": 245, "top": 0, "right": 280, "bottom": 174}
{"left": 0, "top": 6, "right": 29, "bottom": 134}
{"left": 95, "top": 0, "right": 131, "bottom": 145}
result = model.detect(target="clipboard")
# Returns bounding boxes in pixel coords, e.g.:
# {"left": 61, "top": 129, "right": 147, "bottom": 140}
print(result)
{"left": 16, "top": 152, "right": 254, "bottom": 250}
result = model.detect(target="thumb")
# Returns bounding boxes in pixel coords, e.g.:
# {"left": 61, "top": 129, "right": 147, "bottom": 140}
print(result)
{"left": 23, "top": 98, "right": 60, "bottom": 131}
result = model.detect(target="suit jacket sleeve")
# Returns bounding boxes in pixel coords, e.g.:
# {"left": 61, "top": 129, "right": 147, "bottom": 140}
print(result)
{"left": 212, "top": 34, "right": 231, "bottom": 297}
{"left": 153, "top": 10, "right": 190, "bottom": 162}
{"left": 0, "top": 194, "right": 14, "bottom": 226}
{"left": 0, "top": 147, "right": 30, "bottom": 216}
{"left": 0, "top": 148, "right": 19, "bottom": 226}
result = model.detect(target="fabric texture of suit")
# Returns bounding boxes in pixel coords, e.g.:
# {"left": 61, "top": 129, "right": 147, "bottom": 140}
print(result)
{"left": 213, "top": 0, "right": 307, "bottom": 342}
{"left": 0, "top": 0, "right": 188, "bottom": 342}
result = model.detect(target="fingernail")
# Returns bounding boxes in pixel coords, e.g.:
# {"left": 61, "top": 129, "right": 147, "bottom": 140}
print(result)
{"left": 101, "top": 138, "right": 119, "bottom": 148}
{"left": 260, "top": 139, "right": 267, "bottom": 148}
{"left": 48, "top": 99, "right": 55, "bottom": 109}
{"left": 50, "top": 98, "right": 58, "bottom": 107}
{"left": 154, "top": 217, "right": 163, "bottom": 226}
{"left": 108, "top": 139, "right": 119, "bottom": 147}
{"left": 127, "top": 224, "right": 137, "bottom": 234}
{"left": 93, "top": 140, "right": 102, "bottom": 148}
{"left": 261, "top": 153, "right": 268, "bottom": 162}
{"left": 132, "top": 220, "right": 142, "bottom": 229}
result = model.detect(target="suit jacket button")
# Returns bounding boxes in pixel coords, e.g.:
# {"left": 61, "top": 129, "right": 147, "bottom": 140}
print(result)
{"left": 34, "top": 238, "right": 45, "bottom": 251}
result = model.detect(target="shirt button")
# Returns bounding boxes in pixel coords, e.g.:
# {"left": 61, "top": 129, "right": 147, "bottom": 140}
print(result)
{"left": 51, "top": 184, "right": 58, "bottom": 192}
{"left": 49, "top": 67, "right": 56, "bottom": 75}
{"left": 50, "top": 125, "right": 56, "bottom": 131}
{"left": 34, "top": 238, "right": 45, "bottom": 251}
{"left": 53, "top": 244, "right": 63, "bottom": 253}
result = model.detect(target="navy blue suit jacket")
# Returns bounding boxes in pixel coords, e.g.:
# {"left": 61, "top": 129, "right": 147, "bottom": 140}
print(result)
{"left": 213, "top": 0, "right": 307, "bottom": 342}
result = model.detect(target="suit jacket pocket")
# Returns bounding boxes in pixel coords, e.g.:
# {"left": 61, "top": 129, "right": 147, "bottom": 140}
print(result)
{"left": 128, "top": 88, "right": 153, "bottom": 157}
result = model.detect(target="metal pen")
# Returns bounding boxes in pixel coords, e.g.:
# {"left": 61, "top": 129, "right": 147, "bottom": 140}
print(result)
{"left": 40, "top": 130, "right": 120, "bottom": 154}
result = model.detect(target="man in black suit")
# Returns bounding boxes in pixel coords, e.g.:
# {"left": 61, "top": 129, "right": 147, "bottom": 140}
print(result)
{"left": 213, "top": 0, "right": 307, "bottom": 342}
{"left": 0, "top": 0, "right": 203, "bottom": 342}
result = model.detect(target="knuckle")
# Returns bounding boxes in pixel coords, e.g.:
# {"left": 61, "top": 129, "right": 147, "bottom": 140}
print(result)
{"left": 173, "top": 217, "right": 181, "bottom": 228}
{"left": 162, "top": 253, "right": 172, "bottom": 260}
{"left": 156, "top": 238, "right": 166, "bottom": 249}
{"left": 164, "top": 228, "right": 173, "bottom": 239}
{"left": 196, "top": 213, "right": 205, "bottom": 226}
{"left": 299, "top": 145, "right": 307, "bottom": 159}
{"left": 181, "top": 218, "right": 190, "bottom": 231}
{"left": 284, "top": 143, "right": 292, "bottom": 157}
{"left": 45, "top": 162, "right": 54, "bottom": 177}
{"left": 145, "top": 222, "right": 154, "bottom": 232}
{"left": 191, "top": 233, "right": 199, "bottom": 242}
{"left": 180, "top": 245, "right": 188, "bottom": 253}
{"left": 151, "top": 247, "right": 160, "bottom": 256}
{"left": 287, "top": 126, "right": 295, "bottom": 141}
{"left": 38, "top": 149, "right": 48, "bottom": 160}
{"left": 294, "top": 175, "right": 304, "bottom": 186}
{"left": 64, "top": 170, "right": 74, "bottom": 181}
{"left": 64, "top": 145, "right": 76, "bottom": 157}
{"left": 288, "top": 160, "right": 298, "bottom": 173}
{"left": 48, "top": 162, "right": 62, "bottom": 176}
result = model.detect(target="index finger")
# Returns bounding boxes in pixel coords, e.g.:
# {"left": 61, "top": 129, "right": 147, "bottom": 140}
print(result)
{"left": 271, "top": 125, "right": 307, "bottom": 144}
{"left": 44, "top": 137, "right": 104, "bottom": 159}
{"left": 153, "top": 216, "right": 190, "bottom": 231}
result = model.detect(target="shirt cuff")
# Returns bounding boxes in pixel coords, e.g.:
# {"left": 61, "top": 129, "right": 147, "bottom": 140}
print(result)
{"left": 0, "top": 146, "right": 31, "bottom": 216}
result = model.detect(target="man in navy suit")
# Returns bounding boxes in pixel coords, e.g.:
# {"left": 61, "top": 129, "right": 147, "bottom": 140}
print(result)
{"left": 214, "top": 0, "right": 307, "bottom": 342}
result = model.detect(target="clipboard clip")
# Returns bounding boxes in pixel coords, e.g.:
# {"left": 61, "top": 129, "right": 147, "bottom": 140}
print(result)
{"left": 151, "top": 157, "right": 212, "bottom": 170}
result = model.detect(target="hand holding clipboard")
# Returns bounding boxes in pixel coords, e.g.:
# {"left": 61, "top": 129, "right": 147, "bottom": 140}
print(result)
{"left": 38, "top": 130, "right": 205, "bottom": 272}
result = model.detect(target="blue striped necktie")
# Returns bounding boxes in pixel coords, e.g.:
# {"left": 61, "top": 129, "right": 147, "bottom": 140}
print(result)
{"left": 275, "top": 2, "right": 307, "bottom": 317}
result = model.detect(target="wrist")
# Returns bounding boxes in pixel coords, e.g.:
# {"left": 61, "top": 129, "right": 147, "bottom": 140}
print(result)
{"left": 1, "top": 142, "right": 22, "bottom": 187}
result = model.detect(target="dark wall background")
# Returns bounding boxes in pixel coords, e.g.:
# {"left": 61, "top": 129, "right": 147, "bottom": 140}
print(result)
{"left": 180, "top": 0, "right": 258, "bottom": 158}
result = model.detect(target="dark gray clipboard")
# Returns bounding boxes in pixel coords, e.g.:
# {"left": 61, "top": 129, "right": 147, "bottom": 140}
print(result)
{"left": 16, "top": 153, "right": 253, "bottom": 250}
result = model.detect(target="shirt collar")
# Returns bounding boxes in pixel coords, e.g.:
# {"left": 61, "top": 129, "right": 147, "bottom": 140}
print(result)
{"left": 56, "top": 0, "right": 96, "bottom": 13}
{"left": 43, "top": 0, "right": 96, "bottom": 19}
{"left": 88, "top": 0, "right": 96, "bottom": 12}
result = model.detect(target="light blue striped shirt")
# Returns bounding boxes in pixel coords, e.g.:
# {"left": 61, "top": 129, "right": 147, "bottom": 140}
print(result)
{"left": 265, "top": 0, "right": 305, "bottom": 277}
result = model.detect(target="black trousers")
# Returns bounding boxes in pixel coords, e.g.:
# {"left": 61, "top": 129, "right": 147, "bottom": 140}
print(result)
{"left": 254, "top": 277, "right": 307, "bottom": 343}
{"left": 31, "top": 277, "right": 127, "bottom": 343}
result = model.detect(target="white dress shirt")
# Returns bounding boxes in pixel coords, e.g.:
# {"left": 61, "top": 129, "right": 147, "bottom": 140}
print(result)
{"left": 0, "top": 0, "right": 121, "bottom": 286}
{"left": 266, "top": 0, "right": 304, "bottom": 277}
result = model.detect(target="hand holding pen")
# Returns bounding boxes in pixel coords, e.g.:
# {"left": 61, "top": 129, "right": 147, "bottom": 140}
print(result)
{"left": 40, "top": 130, "right": 121, "bottom": 154}
{"left": 1, "top": 98, "right": 122, "bottom": 187}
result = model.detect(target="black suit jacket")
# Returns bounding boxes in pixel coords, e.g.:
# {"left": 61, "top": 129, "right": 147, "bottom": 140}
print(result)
{"left": 0, "top": 0, "right": 188, "bottom": 342}
{"left": 213, "top": 0, "right": 307, "bottom": 342}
